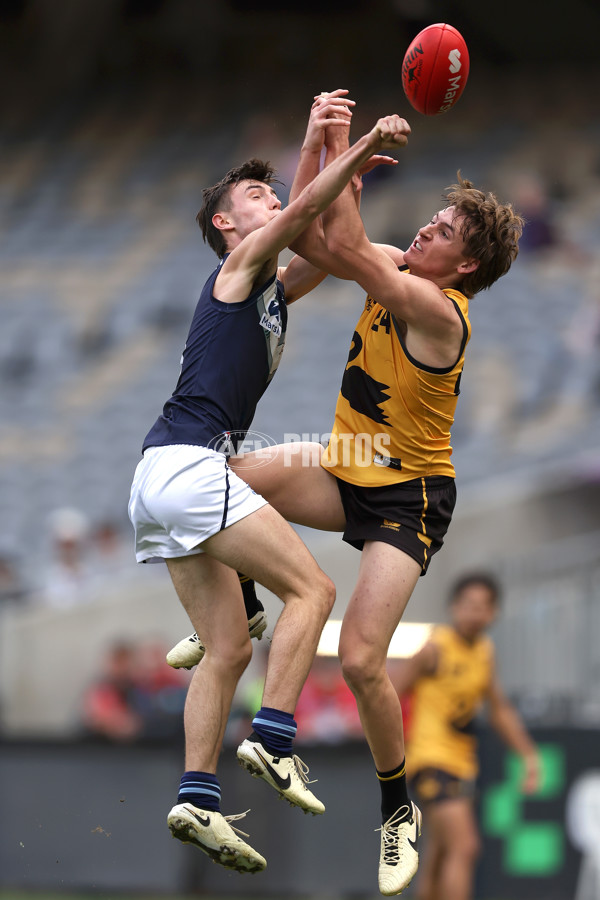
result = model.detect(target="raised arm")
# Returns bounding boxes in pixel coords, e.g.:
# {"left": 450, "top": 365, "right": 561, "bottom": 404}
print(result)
{"left": 289, "top": 90, "right": 354, "bottom": 207}
{"left": 279, "top": 90, "right": 355, "bottom": 301}
{"left": 289, "top": 91, "right": 400, "bottom": 277}
{"left": 216, "top": 111, "right": 409, "bottom": 303}
{"left": 285, "top": 90, "right": 360, "bottom": 283}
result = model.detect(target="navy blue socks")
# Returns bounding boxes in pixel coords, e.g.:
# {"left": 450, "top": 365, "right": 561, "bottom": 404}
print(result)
{"left": 177, "top": 771, "right": 221, "bottom": 811}
{"left": 251, "top": 706, "right": 297, "bottom": 755}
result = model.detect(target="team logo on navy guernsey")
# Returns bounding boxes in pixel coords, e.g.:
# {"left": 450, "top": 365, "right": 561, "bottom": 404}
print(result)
{"left": 259, "top": 296, "right": 282, "bottom": 337}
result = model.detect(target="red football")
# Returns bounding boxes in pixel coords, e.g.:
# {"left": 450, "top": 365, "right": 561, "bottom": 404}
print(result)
{"left": 402, "top": 23, "right": 469, "bottom": 116}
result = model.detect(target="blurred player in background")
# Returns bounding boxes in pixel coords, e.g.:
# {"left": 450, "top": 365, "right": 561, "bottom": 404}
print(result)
{"left": 392, "top": 572, "right": 541, "bottom": 900}
{"left": 128, "top": 104, "right": 411, "bottom": 875}
{"left": 168, "top": 88, "right": 525, "bottom": 895}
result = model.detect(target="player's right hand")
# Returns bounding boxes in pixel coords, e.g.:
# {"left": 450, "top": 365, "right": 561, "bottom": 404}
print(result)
{"left": 373, "top": 115, "right": 411, "bottom": 150}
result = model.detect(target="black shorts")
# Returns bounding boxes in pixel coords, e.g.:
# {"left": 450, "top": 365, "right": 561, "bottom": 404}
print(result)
{"left": 409, "top": 767, "right": 476, "bottom": 805}
{"left": 335, "top": 475, "right": 456, "bottom": 575}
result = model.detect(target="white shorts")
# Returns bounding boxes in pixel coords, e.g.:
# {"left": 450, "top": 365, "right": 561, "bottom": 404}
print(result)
{"left": 128, "top": 444, "right": 268, "bottom": 563}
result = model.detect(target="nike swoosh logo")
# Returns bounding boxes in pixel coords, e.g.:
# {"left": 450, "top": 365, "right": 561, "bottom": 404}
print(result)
{"left": 408, "top": 822, "right": 420, "bottom": 853}
{"left": 254, "top": 748, "right": 292, "bottom": 791}
{"left": 193, "top": 812, "right": 211, "bottom": 827}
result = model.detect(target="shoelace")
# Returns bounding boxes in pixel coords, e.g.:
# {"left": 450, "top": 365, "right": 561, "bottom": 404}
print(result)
{"left": 223, "top": 809, "right": 252, "bottom": 838}
{"left": 292, "top": 754, "right": 318, "bottom": 786}
{"left": 377, "top": 805, "right": 412, "bottom": 864}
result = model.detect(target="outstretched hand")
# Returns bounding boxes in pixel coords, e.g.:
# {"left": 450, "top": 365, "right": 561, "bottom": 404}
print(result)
{"left": 352, "top": 154, "right": 398, "bottom": 193}
{"left": 302, "top": 89, "right": 355, "bottom": 154}
{"left": 372, "top": 115, "right": 411, "bottom": 150}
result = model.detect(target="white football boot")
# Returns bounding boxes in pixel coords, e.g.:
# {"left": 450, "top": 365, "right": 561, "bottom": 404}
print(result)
{"left": 167, "top": 802, "right": 266, "bottom": 874}
{"left": 378, "top": 802, "right": 422, "bottom": 895}
{"left": 237, "top": 735, "right": 325, "bottom": 815}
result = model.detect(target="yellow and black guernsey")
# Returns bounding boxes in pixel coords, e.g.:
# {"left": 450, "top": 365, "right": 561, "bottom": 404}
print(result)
{"left": 407, "top": 625, "right": 494, "bottom": 781}
{"left": 321, "top": 270, "right": 470, "bottom": 486}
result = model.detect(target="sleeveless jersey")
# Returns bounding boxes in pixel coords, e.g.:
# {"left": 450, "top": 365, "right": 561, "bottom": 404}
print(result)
{"left": 321, "top": 270, "right": 470, "bottom": 486}
{"left": 406, "top": 625, "right": 494, "bottom": 780}
{"left": 143, "top": 258, "right": 287, "bottom": 454}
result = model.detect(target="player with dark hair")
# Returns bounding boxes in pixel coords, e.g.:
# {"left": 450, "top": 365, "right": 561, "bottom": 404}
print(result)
{"left": 166, "top": 90, "right": 525, "bottom": 893}
{"left": 391, "top": 572, "right": 540, "bottom": 900}
{"left": 128, "top": 101, "right": 411, "bottom": 875}
{"left": 197, "top": 159, "right": 281, "bottom": 259}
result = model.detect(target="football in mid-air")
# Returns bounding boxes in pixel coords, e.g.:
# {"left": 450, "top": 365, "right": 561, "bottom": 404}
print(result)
{"left": 402, "top": 23, "right": 469, "bottom": 116}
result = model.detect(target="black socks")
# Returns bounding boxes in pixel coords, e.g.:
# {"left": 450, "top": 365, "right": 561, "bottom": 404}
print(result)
{"left": 377, "top": 759, "right": 410, "bottom": 823}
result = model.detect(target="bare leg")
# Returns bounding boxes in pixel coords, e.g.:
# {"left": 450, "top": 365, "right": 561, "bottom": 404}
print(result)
{"left": 339, "top": 541, "right": 421, "bottom": 770}
{"left": 165, "top": 553, "right": 270, "bottom": 873}
{"left": 230, "top": 442, "right": 346, "bottom": 531}
{"left": 166, "top": 556, "right": 251, "bottom": 772}
{"left": 419, "top": 799, "right": 481, "bottom": 900}
{"left": 415, "top": 816, "right": 445, "bottom": 900}
{"left": 200, "top": 503, "right": 336, "bottom": 715}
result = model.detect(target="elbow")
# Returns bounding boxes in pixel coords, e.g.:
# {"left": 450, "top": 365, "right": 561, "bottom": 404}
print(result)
{"left": 325, "top": 231, "right": 352, "bottom": 258}
{"left": 326, "top": 229, "right": 369, "bottom": 265}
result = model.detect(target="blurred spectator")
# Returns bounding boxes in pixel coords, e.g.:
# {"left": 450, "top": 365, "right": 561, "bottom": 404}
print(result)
{"left": 81, "top": 638, "right": 188, "bottom": 743}
{"left": 513, "top": 173, "right": 558, "bottom": 253}
{"left": 294, "top": 655, "right": 363, "bottom": 745}
{"left": 89, "top": 517, "right": 136, "bottom": 581}
{"left": 512, "top": 171, "right": 589, "bottom": 266}
{"left": 81, "top": 641, "right": 143, "bottom": 743}
{"left": 37, "top": 507, "right": 97, "bottom": 608}
{"left": 36, "top": 511, "right": 140, "bottom": 608}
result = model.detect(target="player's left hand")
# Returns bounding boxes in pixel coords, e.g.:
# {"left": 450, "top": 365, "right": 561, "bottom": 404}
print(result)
{"left": 302, "top": 89, "right": 354, "bottom": 153}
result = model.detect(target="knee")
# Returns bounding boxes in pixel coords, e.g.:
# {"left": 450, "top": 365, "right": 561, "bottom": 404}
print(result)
{"left": 231, "top": 638, "right": 253, "bottom": 677}
{"left": 208, "top": 636, "right": 253, "bottom": 679}
{"left": 302, "top": 570, "right": 335, "bottom": 623}
{"left": 317, "top": 573, "right": 336, "bottom": 620}
{"left": 339, "top": 638, "right": 384, "bottom": 696}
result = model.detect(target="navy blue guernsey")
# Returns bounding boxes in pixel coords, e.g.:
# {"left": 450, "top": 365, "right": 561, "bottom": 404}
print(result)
{"left": 142, "top": 257, "right": 287, "bottom": 455}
